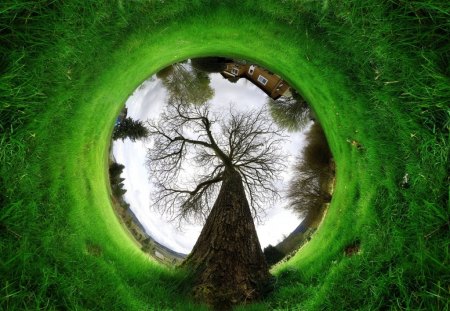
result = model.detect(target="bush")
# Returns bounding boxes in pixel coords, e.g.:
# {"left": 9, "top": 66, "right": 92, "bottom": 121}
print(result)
{"left": 263, "top": 245, "right": 285, "bottom": 266}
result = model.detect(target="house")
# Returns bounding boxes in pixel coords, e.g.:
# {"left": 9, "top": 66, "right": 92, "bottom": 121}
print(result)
{"left": 154, "top": 250, "right": 165, "bottom": 261}
{"left": 220, "top": 62, "right": 291, "bottom": 100}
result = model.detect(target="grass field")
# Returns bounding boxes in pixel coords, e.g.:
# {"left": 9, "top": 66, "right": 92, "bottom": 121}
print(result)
{"left": 1, "top": 1, "right": 448, "bottom": 310}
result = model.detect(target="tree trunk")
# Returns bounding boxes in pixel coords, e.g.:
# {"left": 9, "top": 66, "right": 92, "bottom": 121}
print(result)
{"left": 181, "top": 169, "right": 272, "bottom": 310}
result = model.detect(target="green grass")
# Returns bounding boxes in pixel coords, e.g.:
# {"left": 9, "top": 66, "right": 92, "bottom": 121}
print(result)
{"left": 1, "top": 0, "right": 449, "bottom": 310}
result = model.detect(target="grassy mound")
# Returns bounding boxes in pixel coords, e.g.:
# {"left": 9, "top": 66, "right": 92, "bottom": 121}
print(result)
{"left": 1, "top": 1, "right": 448, "bottom": 310}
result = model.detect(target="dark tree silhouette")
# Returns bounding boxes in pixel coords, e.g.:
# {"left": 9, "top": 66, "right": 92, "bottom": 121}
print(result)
{"left": 190, "top": 57, "right": 230, "bottom": 73}
{"left": 267, "top": 89, "right": 311, "bottom": 132}
{"left": 109, "top": 162, "right": 125, "bottom": 178}
{"left": 113, "top": 117, "right": 149, "bottom": 142}
{"left": 287, "top": 122, "right": 333, "bottom": 219}
{"left": 108, "top": 162, "right": 127, "bottom": 198}
{"left": 263, "top": 244, "right": 285, "bottom": 266}
{"left": 146, "top": 99, "right": 286, "bottom": 308}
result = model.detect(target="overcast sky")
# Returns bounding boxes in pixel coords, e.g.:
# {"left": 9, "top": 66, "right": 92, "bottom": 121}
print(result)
{"left": 113, "top": 70, "right": 308, "bottom": 254}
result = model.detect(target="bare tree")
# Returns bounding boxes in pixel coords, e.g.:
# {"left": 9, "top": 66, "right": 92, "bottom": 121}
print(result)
{"left": 287, "top": 163, "right": 332, "bottom": 215}
{"left": 146, "top": 98, "right": 286, "bottom": 307}
{"left": 146, "top": 98, "right": 285, "bottom": 223}
{"left": 287, "top": 122, "right": 333, "bottom": 219}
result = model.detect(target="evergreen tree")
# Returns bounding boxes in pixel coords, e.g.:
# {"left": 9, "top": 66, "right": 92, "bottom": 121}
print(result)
{"left": 113, "top": 117, "right": 148, "bottom": 142}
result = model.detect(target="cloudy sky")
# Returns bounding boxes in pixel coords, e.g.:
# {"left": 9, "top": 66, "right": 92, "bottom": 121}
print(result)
{"left": 113, "top": 70, "right": 308, "bottom": 254}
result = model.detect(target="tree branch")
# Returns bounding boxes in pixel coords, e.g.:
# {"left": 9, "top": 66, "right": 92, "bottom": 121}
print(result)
{"left": 146, "top": 101, "right": 287, "bottom": 223}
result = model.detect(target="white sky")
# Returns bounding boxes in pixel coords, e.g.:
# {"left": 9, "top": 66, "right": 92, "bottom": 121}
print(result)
{"left": 113, "top": 72, "right": 307, "bottom": 254}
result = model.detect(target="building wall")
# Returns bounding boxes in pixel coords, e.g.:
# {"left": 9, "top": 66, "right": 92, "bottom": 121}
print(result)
{"left": 224, "top": 63, "right": 248, "bottom": 77}
{"left": 247, "top": 67, "right": 280, "bottom": 91}
{"left": 222, "top": 62, "right": 291, "bottom": 99}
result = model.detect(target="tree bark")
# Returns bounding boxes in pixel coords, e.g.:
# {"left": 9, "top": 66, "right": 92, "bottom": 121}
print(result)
{"left": 181, "top": 169, "right": 272, "bottom": 310}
